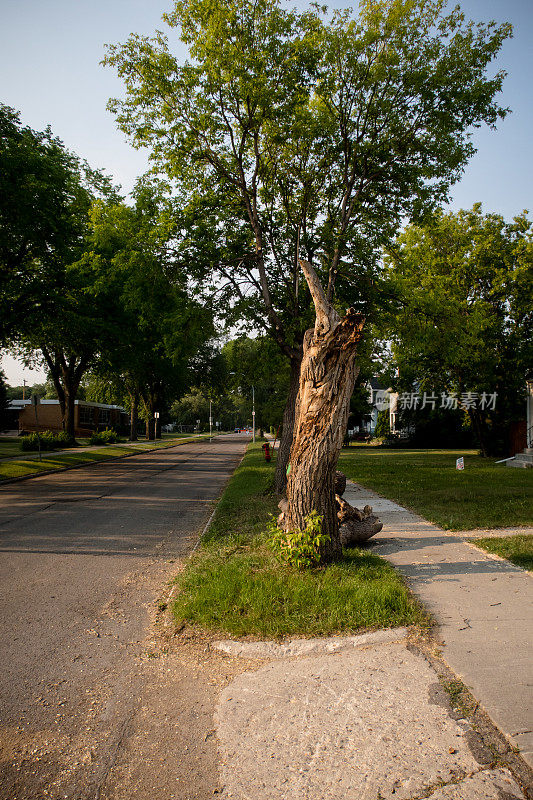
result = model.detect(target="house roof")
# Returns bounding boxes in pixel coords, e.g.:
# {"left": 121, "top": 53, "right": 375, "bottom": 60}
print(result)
{"left": 9, "top": 399, "right": 126, "bottom": 411}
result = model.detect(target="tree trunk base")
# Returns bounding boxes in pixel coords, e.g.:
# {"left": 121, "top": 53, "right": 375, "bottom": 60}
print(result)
{"left": 277, "top": 470, "right": 383, "bottom": 548}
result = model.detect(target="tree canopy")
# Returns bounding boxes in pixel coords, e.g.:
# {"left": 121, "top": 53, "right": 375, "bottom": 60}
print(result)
{"left": 105, "top": 0, "right": 511, "bottom": 347}
{"left": 381, "top": 204, "right": 533, "bottom": 454}
{"left": 0, "top": 104, "right": 115, "bottom": 346}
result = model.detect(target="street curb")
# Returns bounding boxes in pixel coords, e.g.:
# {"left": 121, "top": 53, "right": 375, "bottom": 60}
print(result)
{"left": 213, "top": 627, "right": 409, "bottom": 659}
{"left": 0, "top": 435, "right": 220, "bottom": 488}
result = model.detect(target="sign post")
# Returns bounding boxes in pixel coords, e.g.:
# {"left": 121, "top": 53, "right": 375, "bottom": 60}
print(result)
{"left": 154, "top": 411, "right": 160, "bottom": 440}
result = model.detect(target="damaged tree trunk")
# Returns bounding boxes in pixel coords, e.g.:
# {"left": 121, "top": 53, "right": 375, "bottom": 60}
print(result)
{"left": 283, "top": 259, "right": 365, "bottom": 562}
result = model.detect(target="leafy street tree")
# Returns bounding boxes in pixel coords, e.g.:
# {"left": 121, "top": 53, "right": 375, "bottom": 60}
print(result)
{"left": 106, "top": 0, "right": 511, "bottom": 560}
{"left": 0, "top": 105, "right": 114, "bottom": 347}
{"left": 85, "top": 182, "right": 214, "bottom": 440}
{"left": 171, "top": 336, "right": 290, "bottom": 432}
{"left": 222, "top": 336, "right": 290, "bottom": 433}
{"left": 2, "top": 113, "right": 120, "bottom": 438}
{"left": 382, "top": 205, "right": 533, "bottom": 456}
{"left": 2, "top": 106, "right": 209, "bottom": 439}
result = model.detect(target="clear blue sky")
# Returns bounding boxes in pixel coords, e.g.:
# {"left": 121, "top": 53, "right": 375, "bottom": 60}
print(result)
{"left": 1, "top": 0, "right": 531, "bottom": 384}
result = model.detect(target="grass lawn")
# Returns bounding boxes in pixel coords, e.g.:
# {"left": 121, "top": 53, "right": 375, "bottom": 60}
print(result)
{"left": 471, "top": 535, "right": 533, "bottom": 571}
{"left": 0, "top": 438, "right": 24, "bottom": 458}
{"left": 0, "top": 433, "right": 221, "bottom": 482}
{"left": 171, "top": 443, "right": 428, "bottom": 639}
{"left": 339, "top": 447, "right": 533, "bottom": 531}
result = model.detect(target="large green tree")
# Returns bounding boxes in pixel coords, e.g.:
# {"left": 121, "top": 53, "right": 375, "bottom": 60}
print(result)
{"left": 0, "top": 105, "right": 113, "bottom": 346}
{"left": 106, "top": 0, "right": 511, "bottom": 559}
{"left": 1, "top": 107, "right": 124, "bottom": 437}
{"left": 382, "top": 205, "right": 533, "bottom": 455}
{"left": 85, "top": 182, "right": 214, "bottom": 439}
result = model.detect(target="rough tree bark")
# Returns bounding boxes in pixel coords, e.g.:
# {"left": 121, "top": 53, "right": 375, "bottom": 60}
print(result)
{"left": 274, "top": 353, "right": 302, "bottom": 494}
{"left": 284, "top": 259, "right": 365, "bottom": 562}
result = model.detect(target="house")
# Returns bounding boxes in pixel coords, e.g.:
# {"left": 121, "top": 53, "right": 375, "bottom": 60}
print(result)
{"left": 10, "top": 399, "right": 129, "bottom": 437}
{"left": 506, "top": 377, "right": 533, "bottom": 468}
{"left": 345, "top": 380, "right": 398, "bottom": 439}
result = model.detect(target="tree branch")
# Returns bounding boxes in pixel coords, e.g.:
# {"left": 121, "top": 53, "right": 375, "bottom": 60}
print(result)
{"left": 299, "top": 258, "right": 339, "bottom": 335}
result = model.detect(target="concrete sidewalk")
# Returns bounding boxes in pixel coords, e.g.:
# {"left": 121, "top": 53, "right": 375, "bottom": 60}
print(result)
{"left": 214, "top": 629, "right": 530, "bottom": 799}
{"left": 210, "top": 480, "right": 532, "bottom": 799}
{"left": 344, "top": 481, "right": 533, "bottom": 768}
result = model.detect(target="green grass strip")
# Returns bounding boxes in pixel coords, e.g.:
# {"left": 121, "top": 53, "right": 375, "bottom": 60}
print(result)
{"left": 172, "top": 443, "right": 428, "bottom": 639}
{"left": 339, "top": 447, "right": 533, "bottom": 531}
{"left": 471, "top": 535, "right": 533, "bottom": 571}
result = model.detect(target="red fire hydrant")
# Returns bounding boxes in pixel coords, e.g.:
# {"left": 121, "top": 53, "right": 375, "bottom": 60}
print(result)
{"left": 261, "top": 442, "right": 271, "bottom": 462}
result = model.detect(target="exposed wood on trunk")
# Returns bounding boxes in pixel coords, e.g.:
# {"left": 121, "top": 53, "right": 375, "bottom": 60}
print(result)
{"left": 284, "top": 259, "right": 365, "bottom": 561}
{"left": 336, "top": 494, "right": 383, "bottom": 546}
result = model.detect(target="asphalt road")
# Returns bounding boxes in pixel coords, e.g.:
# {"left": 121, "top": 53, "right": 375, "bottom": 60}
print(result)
{"left": 0, "top": 434, "right": 248, "bottom": 800}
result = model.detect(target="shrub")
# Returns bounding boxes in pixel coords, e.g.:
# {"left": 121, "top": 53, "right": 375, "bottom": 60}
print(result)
{"left": 20, "top": 430, "right": 74, "bottom": 451}
{"left": 54, "top": 431, "right": 74, "bottom": 446}
{"left": 266, "top": 511, "right": 329, "bottom": 570}
{"left": 89, "top": 428, "right": 119, "bottom": 445}
{"left": 374, "top": 409, "right": 390, "bottom": 438}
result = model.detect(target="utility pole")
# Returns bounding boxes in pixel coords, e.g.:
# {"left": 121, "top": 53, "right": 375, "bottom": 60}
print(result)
{"left": 23, "top": 379, "right": 27, "bottom": 400}
{"left": 252, "top": 385, "right": 255, "bottom": 443}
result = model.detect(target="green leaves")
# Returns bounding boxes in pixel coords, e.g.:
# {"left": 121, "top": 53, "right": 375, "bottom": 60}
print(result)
{"left": 381, "top": 205, "right": 533, "bottom": 449}
{"left": 104, "top": 0, "right": 512, "bottom": 362}
{"left": 267, "top": 510, "right": 329, "bottom": 570}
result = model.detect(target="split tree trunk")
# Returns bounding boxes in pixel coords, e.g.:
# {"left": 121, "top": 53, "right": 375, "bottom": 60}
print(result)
{"left": 274, "top": 354, "right": 302, "bottom": 494}
{"left": 41, "top": 348, "right": 90, "bottom": 441}
{"left": 284, "top": 260, "right": 365, "bottom": 562}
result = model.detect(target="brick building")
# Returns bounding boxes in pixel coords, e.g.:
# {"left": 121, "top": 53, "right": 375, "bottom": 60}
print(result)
{"left": 10, "top": 399, "right": 129, "bottom": 437}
